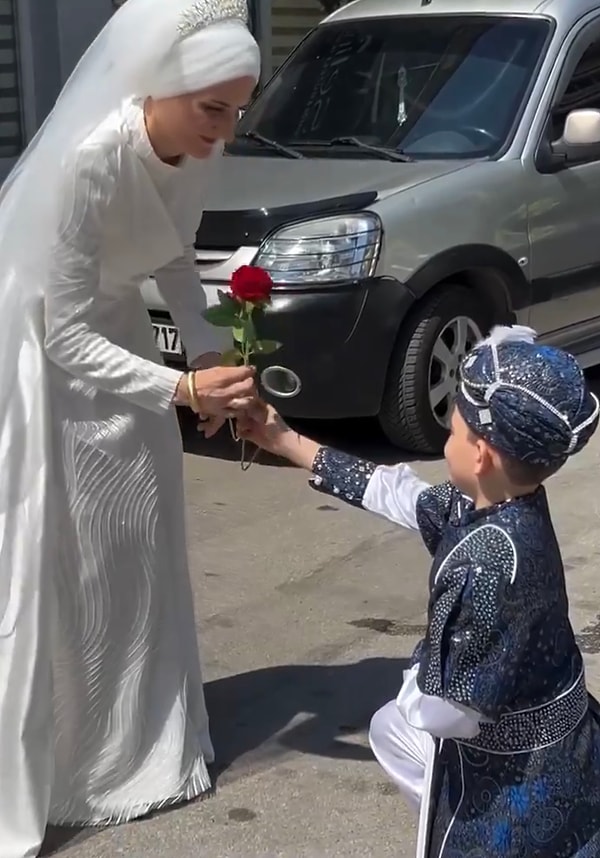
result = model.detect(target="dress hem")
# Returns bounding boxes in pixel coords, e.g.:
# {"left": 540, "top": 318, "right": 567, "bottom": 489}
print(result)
{"left": 48, "top": 757, "right": 212, "bottom": 828}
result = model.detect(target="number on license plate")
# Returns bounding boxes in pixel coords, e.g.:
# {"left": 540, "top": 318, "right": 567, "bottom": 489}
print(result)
{"left": 153, "top": 323, "right": 182, "bottom": 355}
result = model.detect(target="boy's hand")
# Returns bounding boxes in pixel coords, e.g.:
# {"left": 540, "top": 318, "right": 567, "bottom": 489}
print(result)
{"left": 236, "top": 402, "right": 292, "bottom": 456}
{"left": 237, "top": 402, "right": 321, "bottom": 469}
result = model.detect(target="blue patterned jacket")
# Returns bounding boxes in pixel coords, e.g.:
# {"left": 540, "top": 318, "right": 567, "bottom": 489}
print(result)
{"left": 311, "top": 447, "right": 600, "bottom": 858}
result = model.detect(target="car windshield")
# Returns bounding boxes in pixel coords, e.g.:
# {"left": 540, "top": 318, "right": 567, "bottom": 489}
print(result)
{"left": 233, "top": 14, "right": 550, "bottom": 160}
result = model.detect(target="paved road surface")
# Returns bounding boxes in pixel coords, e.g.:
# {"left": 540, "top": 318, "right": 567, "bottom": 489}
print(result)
{"left": 42, "top": 403, "right": 600, "bottom": 858}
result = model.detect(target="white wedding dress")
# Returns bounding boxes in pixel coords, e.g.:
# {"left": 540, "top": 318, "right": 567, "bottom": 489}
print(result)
{"left": 0, "top": 98, "right": 228, "bottom": 855}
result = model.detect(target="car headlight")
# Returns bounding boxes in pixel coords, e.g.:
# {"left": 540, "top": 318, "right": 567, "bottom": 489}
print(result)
{"left": 253, "top": 213, "right": 382, "bottom": 285}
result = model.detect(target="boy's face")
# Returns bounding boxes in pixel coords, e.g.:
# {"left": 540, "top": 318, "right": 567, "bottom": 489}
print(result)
{"left": 444, "top": 406, "right": 487, "bottom": 498}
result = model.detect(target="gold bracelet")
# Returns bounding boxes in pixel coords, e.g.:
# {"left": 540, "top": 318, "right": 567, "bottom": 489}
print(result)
{"left": 186, "top": 371, "right": 201, "bottom": 414}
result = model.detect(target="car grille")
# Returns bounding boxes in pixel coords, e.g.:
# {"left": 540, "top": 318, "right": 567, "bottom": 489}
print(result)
{"left": 194, "top": 249, "right": 236, "bottom": 270}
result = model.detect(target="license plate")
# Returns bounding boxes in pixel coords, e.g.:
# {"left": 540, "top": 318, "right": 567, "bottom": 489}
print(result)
{"left": 153, "top": 323, "right": 183, "bottom": 355}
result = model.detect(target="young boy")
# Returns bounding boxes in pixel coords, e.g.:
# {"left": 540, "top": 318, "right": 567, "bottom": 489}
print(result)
{"left": 238, "top": 327, "right": 600, "bottom": 857}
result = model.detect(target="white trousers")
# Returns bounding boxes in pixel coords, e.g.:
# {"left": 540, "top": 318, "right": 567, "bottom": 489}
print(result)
{"left": 369, "top": 699, "right": 433, "bottom": 811}
{"left": 370, "top": 671, "right": 482, "bottom": 857}
{"left": 369, "top": 666, "right": 479, "bottom": 811}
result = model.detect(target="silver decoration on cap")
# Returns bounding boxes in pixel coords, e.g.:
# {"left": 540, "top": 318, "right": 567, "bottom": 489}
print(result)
{"left": 177, "top": 0, "right": 248, "bottom": 38}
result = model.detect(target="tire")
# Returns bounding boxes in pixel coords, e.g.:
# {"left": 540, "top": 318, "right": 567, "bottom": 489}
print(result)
{"left": 378, "top": 285, "right": 492, "bottom": 455}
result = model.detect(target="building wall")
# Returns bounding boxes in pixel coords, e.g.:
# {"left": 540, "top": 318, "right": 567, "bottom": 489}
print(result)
{"left": 0, "top": 0, "right": 113, "bottom": 180}
{"left": 264, "top": 1, "right": 354, "bottom": 79}
{"left": 270, "top": 0, "right": 324, "bottom": 76}
{"left": 0, "top": 0, "right": 26, "bottom": 157}
{"left": 54, "top": 0, "right": 113, "bottom": 86}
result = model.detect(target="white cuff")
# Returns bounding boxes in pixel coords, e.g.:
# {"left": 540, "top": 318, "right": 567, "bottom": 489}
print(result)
{"left": 396, "top": 665, "right": 481, "bottom": 740}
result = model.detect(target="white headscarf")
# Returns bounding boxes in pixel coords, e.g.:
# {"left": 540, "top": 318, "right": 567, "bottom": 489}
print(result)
{"left": 148, "top": 19, "right": 260, "bottom": 99}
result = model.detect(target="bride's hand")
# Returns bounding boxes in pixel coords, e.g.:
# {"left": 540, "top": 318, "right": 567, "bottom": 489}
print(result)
{"left": 197, "top": 398, "right": 264, "bottom": 440}
{"left": 197, "top": 414, "right": 226, "bottom": 439}
{"left": 176, "top": 365, "right": 257, "bottom": 416}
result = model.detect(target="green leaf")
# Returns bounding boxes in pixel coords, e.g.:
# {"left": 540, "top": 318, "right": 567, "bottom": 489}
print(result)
{"left": 254, "top": 339, "right": 282, "bottom": 355}
{"left": 202, "top": 305, "right": 239, "bottom": 327}
{"left": 220, "top": 348, "right": 244, "bottom": 366}
{"left": 232, "top": 326, "right": 245, "bottom": 343}
{"left": 217, "top": 289, "right": 240, "bottom": 311}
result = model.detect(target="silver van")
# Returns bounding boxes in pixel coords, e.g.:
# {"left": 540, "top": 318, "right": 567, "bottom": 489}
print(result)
{"left": 144, "top": 0, "right": 600, "bottom": 453}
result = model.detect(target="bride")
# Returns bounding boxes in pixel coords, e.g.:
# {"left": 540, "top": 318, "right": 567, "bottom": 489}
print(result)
{"left": 0, "top": 0, "right": 261, "bottom": 854}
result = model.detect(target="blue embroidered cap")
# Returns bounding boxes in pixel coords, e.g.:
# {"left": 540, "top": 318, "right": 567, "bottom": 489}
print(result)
{"left": 456, "top": 326, "right": 599, "bottom": 466}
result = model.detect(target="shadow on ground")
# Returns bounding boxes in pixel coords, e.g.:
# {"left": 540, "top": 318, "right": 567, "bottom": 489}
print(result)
{"left": 206, "top": 656, "right": 409, "bottom": 774}
{"left": 41, "top": 656, "right": 407, "bottom": 855}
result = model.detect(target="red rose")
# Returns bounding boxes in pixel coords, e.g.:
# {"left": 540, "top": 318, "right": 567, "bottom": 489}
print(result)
{"left": 230, "top": 265, "right": 274, "bottom": 304}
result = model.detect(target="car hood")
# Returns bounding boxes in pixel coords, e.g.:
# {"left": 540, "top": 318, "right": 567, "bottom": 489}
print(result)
{"left": 205, "top": 155, "right": 474, "bottom": 211}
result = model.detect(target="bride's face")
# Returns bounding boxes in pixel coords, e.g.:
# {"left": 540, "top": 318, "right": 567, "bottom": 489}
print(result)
{"left": 149, "top": 76, "right": 256, "bottom": 160}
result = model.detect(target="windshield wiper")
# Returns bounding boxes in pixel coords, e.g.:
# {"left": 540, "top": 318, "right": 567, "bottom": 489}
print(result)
{"left": 326, "top": 136, "right": 413, "bottom": 162}
{"left": 239, "top": 131, "right": 304, "bottom": 159}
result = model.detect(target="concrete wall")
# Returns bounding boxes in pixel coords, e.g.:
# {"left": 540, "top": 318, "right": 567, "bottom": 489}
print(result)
{"left": 0, "top": 0, "right": 112, "bottom": 180}
{"left": 19, "top": 0, "right": 111, "bottom": 130}
{"left": 54, "top": 0, "right": 113, "bottom": 83}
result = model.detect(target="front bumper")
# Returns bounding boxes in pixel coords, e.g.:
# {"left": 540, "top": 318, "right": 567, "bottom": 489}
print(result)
{"left": 148, "top": 274, "right": 416, "bottom": 419}
{"left": 254, "top": 276, "right": 415, "bottom": 418}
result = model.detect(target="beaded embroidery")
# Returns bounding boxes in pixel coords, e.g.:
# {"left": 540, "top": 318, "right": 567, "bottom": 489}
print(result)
{"left": 177, "top": 0, "right": 248, "bottom": 39}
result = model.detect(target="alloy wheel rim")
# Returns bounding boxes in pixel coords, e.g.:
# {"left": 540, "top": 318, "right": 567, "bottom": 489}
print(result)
{"left": 428, "top": 315, "right": 482, "bottom": 428}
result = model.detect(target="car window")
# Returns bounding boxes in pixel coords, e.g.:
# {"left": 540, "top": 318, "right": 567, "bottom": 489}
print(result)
{"left": 551, "top": 40, "right": 600, "bottom": 139}
{"left": 235, "top": 15, "right": 550, "bottom": 159}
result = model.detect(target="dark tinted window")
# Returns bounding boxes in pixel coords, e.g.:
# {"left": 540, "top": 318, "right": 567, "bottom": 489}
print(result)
{"left": 235, "top": 15, "right": 549, "bottom": 159}
{"left": 551, "top": 41, "right": 600, "bottom": 139}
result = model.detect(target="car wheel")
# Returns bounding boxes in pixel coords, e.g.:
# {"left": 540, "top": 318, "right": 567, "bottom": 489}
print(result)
{"left": 379, "top": 285, "right": 491, "bottom": 454}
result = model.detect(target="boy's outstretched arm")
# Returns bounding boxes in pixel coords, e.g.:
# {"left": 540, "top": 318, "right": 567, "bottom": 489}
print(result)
{"left": 237, "top": 404, "right": 432, "bottom": 532}
{"left": 311, "top": 446, "right": 429, "bottom": 531}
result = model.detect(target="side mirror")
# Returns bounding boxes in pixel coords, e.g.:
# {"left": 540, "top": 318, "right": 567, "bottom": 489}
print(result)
{"left": 542, "top": 108, "right": 600, "bottom": 171}
{"left": 563, "top": 108, "right": 600, "bottom": 146}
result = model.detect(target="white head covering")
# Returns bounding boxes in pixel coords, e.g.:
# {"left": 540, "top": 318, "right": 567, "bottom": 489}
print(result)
{"left": 148, "top": 19, "right": 260, "bottom": 99}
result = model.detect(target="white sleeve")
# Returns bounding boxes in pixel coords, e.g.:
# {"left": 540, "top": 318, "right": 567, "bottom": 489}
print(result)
{"left": 362, "top": 464, "right": 431, "bottom": 530}
{"left": 154, "top": 245, "right": 231, "bottom": 363}
{"left": 154, "top": 150, "right": 230, "bottom": 364}
{"left": 396, "top": 665, "right": 481, "bottom": 740}
{"left": 44, "top": 144, "right": 183, "bottom": 412}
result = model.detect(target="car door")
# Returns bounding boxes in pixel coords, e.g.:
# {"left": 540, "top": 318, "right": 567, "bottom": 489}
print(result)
{"left": 527, "top": 25, "right": 600, "bottom": 339}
